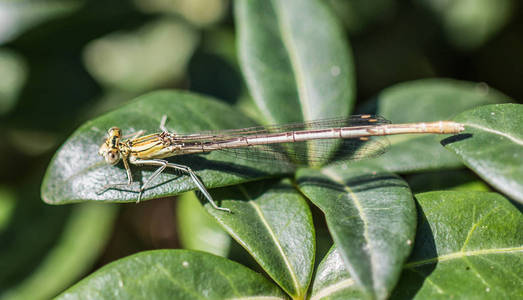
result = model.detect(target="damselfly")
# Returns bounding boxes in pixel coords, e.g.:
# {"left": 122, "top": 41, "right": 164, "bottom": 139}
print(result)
{"left": 98, "top": 115, "right": 464, "bottom": 212}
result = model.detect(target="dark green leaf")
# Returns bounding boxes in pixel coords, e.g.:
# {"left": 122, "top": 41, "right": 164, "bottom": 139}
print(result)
{"left": 444, "top": 103, "right": 523, "bottom": 203}
{"left": 392, "top": 191, "right": 523, "bottom": 299}
{"left": 310, "top": 245, "right": 365, "bottom": 299}
{"left": 297, "top": 164, "right": 416, "bottom": 300}
{"left": 56, "top": 250, "right": 287, "bottom": 300}
{"left": 406, "top": 170, "right": 490, "bottom": 194}
{"left": 41, "top": 90, "right": 293, "bottom": 204}
{"left": 205, "top": 179, "right": 314, "bottom": 299}
{"left": 236, "top": 0, "right": 355, "bottom": 125}
{"left": 360, "top": 78, "right": 508, "bottom": 173}
{"left": 177, "top": 192, "right": 231, "bottom": 257}
{"left": 420, "top": 0, "right": 513, "bottom": 50}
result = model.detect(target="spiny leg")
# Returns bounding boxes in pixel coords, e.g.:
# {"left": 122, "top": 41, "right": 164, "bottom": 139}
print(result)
{"left": 131, "top": 158, "right": 231, "bottom": 213}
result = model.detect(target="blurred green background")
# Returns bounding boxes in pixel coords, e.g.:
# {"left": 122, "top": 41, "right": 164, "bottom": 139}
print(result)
{"left": 0, "top": 0, "right": 522, "bottom": 298}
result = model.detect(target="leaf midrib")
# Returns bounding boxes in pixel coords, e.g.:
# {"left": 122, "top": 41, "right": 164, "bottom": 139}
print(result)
{"left": 320, "top": 168, "right": 373, "bottom": 287}
{"left": 237, "top": 185, "right": 302, "bottom": 297}
{"left": 404, "top": 246, "right": 523, "bottom": 268}
{"left": 466, "top": 123, "right": 523, "bottom": 146}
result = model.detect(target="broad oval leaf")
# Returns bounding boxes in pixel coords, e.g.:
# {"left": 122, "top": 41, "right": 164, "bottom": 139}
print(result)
{"left": 444, "top": 103, "right": 523, "bottom": 203}
{"left": 392, "top": 191, "right": 523, "bottom": 299}
{"left": 235, "top": 0, "right": 355, "bottom": 165}
{"left": 236, "top": 0, "right": 355, "bottom": 125}
{"left": 310, "top": 245, "right": 364, "bottom": 300}
{"left": 41, "top": 90, "right": 293, "bottom": 204}
{"left": 296, "top": 164, "right": 416, "bottom": 300}
{"left": 205, "top": 179, "right": 314, "bottom": 299}
{"left": 359, "top": 78, "right": 509, "bottom": 173}
{"left": 56, "top": 249, "right": 287, "bottom": 299}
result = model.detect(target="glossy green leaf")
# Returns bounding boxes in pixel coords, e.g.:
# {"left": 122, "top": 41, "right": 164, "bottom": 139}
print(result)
{"left": 444, "top": 103, "right": 523, "bottom": 203}
{"left": 392, "top": 191, "right": 523, "bottom": 299}
{"left": 176, "top": 191, "right": 231, "bottom": 257}
{"left": 297, "top": 164, "right": 416, "bottom": 300}
{"left": 236, "top": 0, "right": 354, "bottom": 125}
{"left": 41, "top": 90, "right": 293, "bottom": 204}
{"left": 310, "top": 245, "right": 364, "bottom": 300}
{"left": 56, "top": 250, "right": 287, "bottom": 300}
{"left": 204, "top": 179, "right": 314, "bottom": 299}
{"left": 360, "top": 78, "right": 509, "bottom": 173}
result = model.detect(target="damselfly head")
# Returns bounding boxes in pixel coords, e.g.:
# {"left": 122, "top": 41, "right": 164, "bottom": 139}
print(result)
{"left": 99, "top": 127, "right": 122, "bottom": 165}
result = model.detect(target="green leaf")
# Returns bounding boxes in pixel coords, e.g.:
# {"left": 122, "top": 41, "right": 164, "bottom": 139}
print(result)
{"left": 56, "top": 250, "right": 287, "bottom": 300}
{"left": 41, "top": 90, "right": 293, "bottom": 204}
{"left": 406, "top": 170, "right": 490, "bottom": 194}
{"left": 0, "top": 180, "right": 117, "bottom": 300}
{"left": 0, "top": 49, "right": 27, "bottom": 116}
{"left": 421, "top": 0, "right": 513, "bottom": 50}
{"left": 177, "top": 191, "right": 231, "bottom": 257}
{"left": 310, "top": 245, "right": 365, "bottom": 299}
{"left": 360, "top": 78, "right": 509, "bottom": 173}
{"left": 444, "top": 103, "right": 523, "bottom": 203}
{"left": 0, "top": 186, "right": 16, "bottom": 232}
{"left": 84, "top": 18, "right": 199, "bottom": 92}
{"left": 297, "top": 164, "right": 416, "bottom": 300}
{"left": 204, "top": 179, "right": 314, "bottom": 299}
{"left": 392, "top": 191, "right": 523, "bottom": 299}
{"left": 3, "top": 203, "right": 117, "bottom": 300}
{"left": 236, "top": 0, "right": 355, "bottom": 125}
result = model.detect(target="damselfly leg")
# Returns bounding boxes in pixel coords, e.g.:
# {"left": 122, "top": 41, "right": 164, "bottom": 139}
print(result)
{"left": 130, "top": 158, "right": 230, "bottom": 212}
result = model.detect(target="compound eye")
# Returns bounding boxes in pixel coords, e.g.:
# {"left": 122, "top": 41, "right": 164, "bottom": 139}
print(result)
{"left": 105, "top": 151, "right": 120, "bottom": 165}
{"left": 108, "top": 127, "right": 121, "bottom": 137}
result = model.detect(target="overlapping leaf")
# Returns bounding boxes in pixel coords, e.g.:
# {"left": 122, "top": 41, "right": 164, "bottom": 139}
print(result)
{"left": 297, "top": 164, "right": 416, "bottom": 299}
{"left": 392, "top": 191, "right": 523, "bottom": 299}
{"left": 205, "top": 179, "right": 314, "bottom": 299}
{"left": 56, "top": 250, "right": 287, "bottom": 300}
{"left": 444, "top": 103, "right": 523, "bottom": 203}
{"left": 308, "top": 191, "right": 523, "bottom": 299}
{"left": 310, "top": 246, "right": 363, "bottom": 300}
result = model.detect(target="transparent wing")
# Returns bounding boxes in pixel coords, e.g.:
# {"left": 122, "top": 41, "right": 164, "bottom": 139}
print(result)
{"left": 217, "top": 136, "right": 389, "bottom": 167}
{"left": 174, "top": 115, "right": 391, "bottom": 167}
